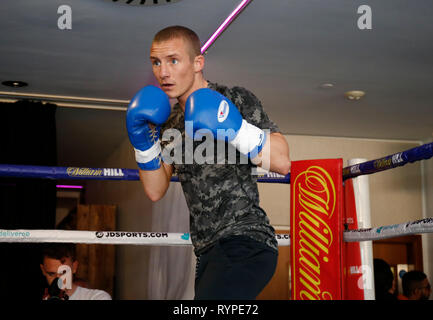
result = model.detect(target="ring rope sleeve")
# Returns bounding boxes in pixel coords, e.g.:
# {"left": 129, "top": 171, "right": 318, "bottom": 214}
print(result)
{"left": 1, "top": 218, "right": 432, "bottom": 244}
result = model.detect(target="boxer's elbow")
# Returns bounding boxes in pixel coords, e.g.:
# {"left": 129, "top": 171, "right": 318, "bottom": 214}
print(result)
{"left": 274, "top": 155, "right": 291, "bottom": 176}
{"left": 148, "top": 193, "right": 163, "bottom": 202}
{"left": 270, "top": 133, "right": 291, "bottom": 175}
{"left": 139, "top": 169, "right": 170, "bottom": 202}
{"left": 143, "top": 184, "right": 168, "bottom": 202}
{"left": 283, "top": 159, "right": 291, "bottom": 175}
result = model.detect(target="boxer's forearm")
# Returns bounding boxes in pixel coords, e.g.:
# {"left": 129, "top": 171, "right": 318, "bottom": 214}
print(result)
{"left": 252, "top": 132, "right": 291, "bottom": 175}
{"left": 138, "top": 162, "right": 173, "bottom": 202}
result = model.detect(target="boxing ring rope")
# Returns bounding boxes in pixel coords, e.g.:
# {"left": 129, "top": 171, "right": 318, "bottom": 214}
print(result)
{"left": 0, "top": 164, "right": 290, "bottom": 183}
{"left": 1, "top": 218, "right": 432, "bottom": 245}
{"left": 0, "top": 142, "right": 432, "bottom": 246}
{"left": 0, "top": 229, "right": 290, "bottom": 246}
{"left": 0, "top": 142, "right": 431, "bottom": 183}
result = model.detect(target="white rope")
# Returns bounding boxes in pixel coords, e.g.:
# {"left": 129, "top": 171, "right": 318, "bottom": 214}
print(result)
{"left": 1, "top": 218, "right": 432, "bottom": 245}
{"left": 0, "top": 229, "right": 290, "bottom": 246}
{"left": 343, "top": 217, "right": 433, "bottom": 242}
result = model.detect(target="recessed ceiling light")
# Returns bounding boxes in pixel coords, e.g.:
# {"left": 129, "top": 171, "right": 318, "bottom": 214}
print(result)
{"left": 320, "top": 83, "right": 334, "bottom": 89}
{"left": 344, "top": 90, "right": 365, "bottom": 100}
{"left": 2, "top": 80, "right": 28, "bottom": 88}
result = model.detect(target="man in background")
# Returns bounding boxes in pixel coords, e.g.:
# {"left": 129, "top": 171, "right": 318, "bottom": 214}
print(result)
{"left": 398, "top": 270, "right": 431, "bottom": 300}
{"left": 40, "top": 243, "right": 111, "bottom": 300}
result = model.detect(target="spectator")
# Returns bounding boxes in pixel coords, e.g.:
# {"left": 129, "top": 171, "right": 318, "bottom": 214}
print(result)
{"left": 398, "top": 270, "right": 431, "bottom": 300}
{"left": 40, "top": 243, "right": 111, "bottom": 300}
{"left": 374, "top": 258, "right": 397, "bottom": 300}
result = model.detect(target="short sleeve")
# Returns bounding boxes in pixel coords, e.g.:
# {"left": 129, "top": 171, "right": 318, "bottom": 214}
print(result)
{"left": 91, "top": 290, "right": 112, "bottom": 300}
{"left": 230, "top": 86, "right": 280, "bottom": 134}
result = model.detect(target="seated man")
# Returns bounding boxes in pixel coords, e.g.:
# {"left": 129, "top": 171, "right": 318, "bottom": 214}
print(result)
{"left": 40, "top": 243, "right": 111, "bottom": 300}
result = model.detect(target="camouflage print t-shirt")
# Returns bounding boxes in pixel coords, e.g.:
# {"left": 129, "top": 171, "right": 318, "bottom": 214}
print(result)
{"left": 160, "top": 81, "right": 279, "bottom": 256}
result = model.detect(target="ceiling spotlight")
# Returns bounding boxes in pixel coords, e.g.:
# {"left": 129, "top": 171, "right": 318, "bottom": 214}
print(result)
{"left": 344, "top": 90, "right": 365, "bottom": 100}
{"left": 320, "top": 83, "right": 334, "bottom": 89}
{"left": 2, "top": 80, "right": 28, "bottom": 88}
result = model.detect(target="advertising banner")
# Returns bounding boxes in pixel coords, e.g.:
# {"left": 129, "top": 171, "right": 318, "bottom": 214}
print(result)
{"left": 290, "top": 159, "right": 343, "bottom": 300}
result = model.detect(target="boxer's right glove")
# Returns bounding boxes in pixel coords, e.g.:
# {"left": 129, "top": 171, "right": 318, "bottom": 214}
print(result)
{"left": 126, "top": 85, "right": 171, "bottom": 170}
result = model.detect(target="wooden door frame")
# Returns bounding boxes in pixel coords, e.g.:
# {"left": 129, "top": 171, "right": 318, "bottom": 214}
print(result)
{"left": 373, "top": 235, "right": 423, "bottom": 271}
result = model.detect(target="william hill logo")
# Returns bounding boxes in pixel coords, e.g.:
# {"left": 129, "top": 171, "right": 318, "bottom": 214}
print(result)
{"left": 291, "top": 163, "right": 339, "bottom": 300}
{"left": 66, "top": 167, "right": 124, "bottom": 177}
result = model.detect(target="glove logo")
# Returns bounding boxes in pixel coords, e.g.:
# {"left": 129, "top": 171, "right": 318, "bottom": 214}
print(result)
{"left": 217, "top": 100, "right": 229, "bottom": 123}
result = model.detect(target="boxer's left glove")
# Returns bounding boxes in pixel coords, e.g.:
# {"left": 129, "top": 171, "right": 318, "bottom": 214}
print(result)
{"left": 126, "top": 85, "right": 171, "bottom": 170}
{"left": 185, "top": 88, "right": 266, "bottom": 159}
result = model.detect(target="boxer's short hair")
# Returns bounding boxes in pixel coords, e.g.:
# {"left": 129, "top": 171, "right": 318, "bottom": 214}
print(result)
{"left": 153, "top": 25, "right": 201, "bottom": 60}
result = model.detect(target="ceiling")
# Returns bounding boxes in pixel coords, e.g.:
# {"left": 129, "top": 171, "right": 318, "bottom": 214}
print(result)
{"left": 1, "top": 0, "right": 432, "bottom": 167}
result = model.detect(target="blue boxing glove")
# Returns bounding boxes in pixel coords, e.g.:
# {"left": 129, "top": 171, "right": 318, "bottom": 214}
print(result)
{"left": 126, "top": 85, "right": 171, "bottom": 170}
{"left": 184, "top": 88, "right": 266, "bottom": 159}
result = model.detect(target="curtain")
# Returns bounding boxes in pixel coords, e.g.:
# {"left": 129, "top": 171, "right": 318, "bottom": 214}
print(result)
{"left": 147, "top": 182, "right": 195, "bottom": 299}
{"left": 0, "top": 100, "right": 57, "bottom": 300}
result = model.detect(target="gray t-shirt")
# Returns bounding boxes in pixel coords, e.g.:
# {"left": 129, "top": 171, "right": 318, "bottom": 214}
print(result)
{"left": 160, "top": 81, "right": 279, "bottom": 255}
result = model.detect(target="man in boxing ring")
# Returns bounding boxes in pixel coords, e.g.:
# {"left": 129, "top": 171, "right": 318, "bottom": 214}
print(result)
{"left": 126, "top": 25, "right": 291, "bottom": 300}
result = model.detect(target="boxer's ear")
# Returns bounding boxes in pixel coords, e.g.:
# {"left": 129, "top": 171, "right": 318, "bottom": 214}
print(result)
{"left": 194, "top": 54, "right": 205, "bottom": 73}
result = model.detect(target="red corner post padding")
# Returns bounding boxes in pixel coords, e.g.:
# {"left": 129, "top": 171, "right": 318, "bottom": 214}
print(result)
{"left": 342, "top": 178, "right": 365, "bottom": 300}
{"left": 290, "top": 159, "right": 343, "bottom": 300}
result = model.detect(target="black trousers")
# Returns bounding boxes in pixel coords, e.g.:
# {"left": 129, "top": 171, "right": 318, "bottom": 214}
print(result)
{"left": 194, "top": 235, "right": 278, "bottom": 300}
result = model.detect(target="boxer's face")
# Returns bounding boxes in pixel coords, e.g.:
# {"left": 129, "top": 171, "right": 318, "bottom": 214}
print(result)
{"left": 150, "top": 37, "right": 203, "bottom": 103}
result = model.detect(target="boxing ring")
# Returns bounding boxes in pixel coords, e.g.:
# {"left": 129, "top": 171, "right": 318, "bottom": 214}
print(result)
{"left": 0, "top": 142, "right": 432, "bottom": 299}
